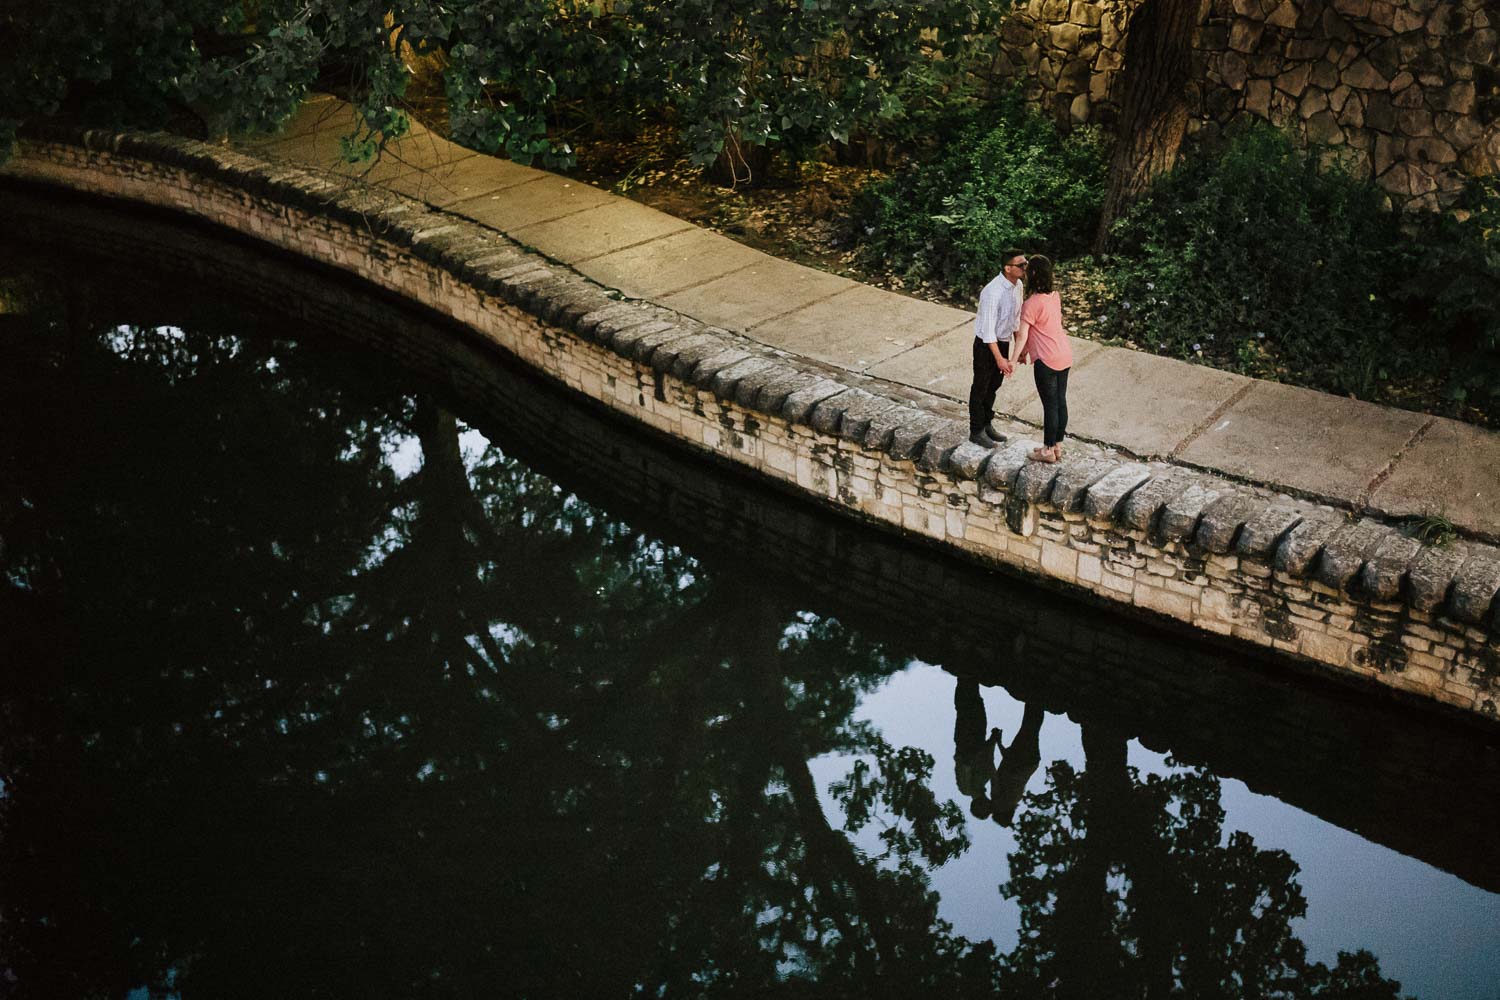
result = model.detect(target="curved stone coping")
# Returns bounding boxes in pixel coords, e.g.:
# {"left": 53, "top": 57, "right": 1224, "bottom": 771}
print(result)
{"left": 4, "top": 126, "right": 1498, "bottom": 717}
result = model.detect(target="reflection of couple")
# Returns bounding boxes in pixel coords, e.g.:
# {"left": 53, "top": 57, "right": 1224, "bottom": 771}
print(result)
{"left": 953, "top": 678, "right": 1044, "bottom": 827}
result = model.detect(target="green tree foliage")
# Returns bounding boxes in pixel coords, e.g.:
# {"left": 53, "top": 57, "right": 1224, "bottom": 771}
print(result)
{"left": 1103, "top": 126, "right": 1500, "bottom": 422}
{"left": 2, "top": 0, "right": 1007, "bottom": 172}
{"left": 855, "top": 91, "right": 1107, "bottom": 297}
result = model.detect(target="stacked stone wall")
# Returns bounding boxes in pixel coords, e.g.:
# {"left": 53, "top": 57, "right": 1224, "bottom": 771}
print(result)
{"left": 3, "top": 130, "right": 1497, "bottom": 719}
{"left": 990, "top": 0, "right": 1500, "bottom": 208}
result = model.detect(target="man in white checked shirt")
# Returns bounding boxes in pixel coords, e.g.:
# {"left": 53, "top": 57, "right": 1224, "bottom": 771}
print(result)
{"left": 968, "top": 249, "right": 1026, "bottom": 447}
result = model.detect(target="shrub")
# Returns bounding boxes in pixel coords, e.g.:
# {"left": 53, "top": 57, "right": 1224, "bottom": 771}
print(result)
{"left": 855, "top": 92, "right": 1107, "bottom": 297}
{"left": 1101, "top": 126, "right": 1408, "bottom": 397}
{"left": 1391, "top": 176, "right": 1500, "bottom": 418}
{"left": 1101, "top": 126, "right": 1500, "bottom": 423}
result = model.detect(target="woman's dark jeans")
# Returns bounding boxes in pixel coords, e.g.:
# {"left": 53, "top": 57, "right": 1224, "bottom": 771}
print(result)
{"left": 1033, "top": 360, "right": 1069, "bottom": 447}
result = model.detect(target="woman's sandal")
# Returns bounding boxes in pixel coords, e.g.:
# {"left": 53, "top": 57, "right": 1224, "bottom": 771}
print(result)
{"left": 1028, "top": 447, "right": 1059, "bottom": 463}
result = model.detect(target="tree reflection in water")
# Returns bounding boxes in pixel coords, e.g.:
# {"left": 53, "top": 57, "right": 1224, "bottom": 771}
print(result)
{"left": 0, "top": 262, "right": 1410, "bottom": 998}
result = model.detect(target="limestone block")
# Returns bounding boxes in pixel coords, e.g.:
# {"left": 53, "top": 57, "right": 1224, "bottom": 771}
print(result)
{"left": 1441, "top": 80, "right": 1477, "bottom": 114}
{"left": 1041, "top": 0, "right": 1071, "bottom": 21}
{"left": 982, "top": 439, "right": 1036, "bottom": 492}
{"left": 1287, "top": 36, "right": 1332, "bottom": 61}
{"left": 730, "top": 361, "right": 799, "bottom": 409}
{"left": 1196, "top": 491, "right": 1272, "bottom": 554}
{"left": 1158, "top": 484, "right": 1227, "bottom": 545}
{"left": 708, "top": 356, "right": 781, "bottom": 400}
{"left": 1275, "top": 514, "right": 1344, "bottom": 576}
{"left": 770, "top": 373, "right": 842, "bottom": 418}
{"left": 1246, "top": 79, "right": 1274, "bottom": 117}
{"left": 1393, "top": 6, "right": 1428, "bottom": 31}
{"left": 1398, "top": 106, "right": 1436, "bottom": 136}
{"left": 664, "top": 335, "right": 744, "bottom": 382}
{"left": 1051, "top": 22, "right": 1084, "bottom": 51}
{"left": 1465, "top": 27, "right": 1498, "bottom": 61}
{"left": 1408, "top": 135, "right": 1458, "bottom": 165}
{"left": 1370, "top": 0, "right": 1397, "bottom": 27}
{"left": 1235, "top": 503, "right": 1305, "bottom": 560}
{"left": 1070, "top": 1, "right": 1103, "bottom": 27}
{"left": 1221, "top": 51, "right": 1250, "bottom": 89}
{"left": 1332, "top": 0, "right": 1373, "bottom": 17}
{"left": 1448, "top": 550, "right": 1500, "bottom": 623}
{"left": 1382, "top": 162, "right": 1439, "bottom": 196}
{"left": 1306, "top": 110, "right": 1347, "bottom": 144}
{"left": 1083, "top": 463, "right": 1154, "bottom": 520}
{"left": 1071, "top": 94, "right": 1093, "bottom": 123}
{"left": 1134, "top": 581, "right": 1196, "bottom": 620}
{"left": 1440, "top": 113, "right": 1484, "bottom": 149}
{"left": 1343, "top": 58, "right": 1389, "bottom": 89}
{"left": 912, "top": 419, "right": 972, "bottom": 470}
{"left": 822, "top": 390, "right": 901, "bottom": 444}
{"left": 1276, "top": 62, "right": 1312, "bottom": 96}
{"left": 1100, "top": 11, "right": 1120, "bottom": 47}
{"left": 1358, "top": 533, "right": 1424, "bottom": 600}
{"left": 1014, "top": 458, "right": 1066, "bottom": 505}
{"left": 577, "top": 302, "right": 649, "bottom": 343}
{"left": 947, "top": 440, "right": 994, "bottom": 480}
{"left": 1230, "top": 18, "right": 1264, "bottom": 53}
{"left": 1059, "top": 58, "right": 1092, "bottom": 92}
{"left": 1394, "top": 82, "right": 1427, "bottom": 110}
{"left": 1121, "top": 471, "right": 1198, "bottom": 532}
{"left": 1041, "top": 539, "right": 1079, "bottom": 578}
{"left": 1050, "top": 457, "right": 1118, "bottom": 512}
{"left": 1314, "top": 520, "right": 1397, "bottom": 590}
{"left": 1364, "top": 91, "right": 1397, "bottom": 131}
{"left": 1341, "top": 93, "right": 1368, "bottom": 128}
{"left": 630, "top": 325, "right": 700, "bottom": 367}
{"left": 1329, "top": 83, "right": 1353, "bottom": 111}
{"left": 1323, "top": 7, "right": 1361, "bottom": 42}
{"left": 884, "top": 412, "right": 949, "bottom": 462}
{"left": 859, "top": 403, "right": 933, "bottom": 454}
{"left": 1268, "top": 1, "right": 1299, "bottom": 27}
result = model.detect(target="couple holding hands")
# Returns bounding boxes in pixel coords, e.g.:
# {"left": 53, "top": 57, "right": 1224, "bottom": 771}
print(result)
{"left": 967, "top": 250, "right": 1072, "bottom": 464}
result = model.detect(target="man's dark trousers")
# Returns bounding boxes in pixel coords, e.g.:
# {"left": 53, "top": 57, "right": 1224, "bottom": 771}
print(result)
{"left": 968, "top": 337, "right": 1010, "bottom": 435}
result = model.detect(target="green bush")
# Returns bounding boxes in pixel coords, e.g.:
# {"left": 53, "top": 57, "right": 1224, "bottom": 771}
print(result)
{"left": 1392, "top": 177, "right": 1500, "bottom": 417}
{"left": 855, "top": 93, "right": 1107, "bottom": 296}
{"left": 1102, "top": 125, "right": 1500, "bottom": 422}
{"left": 1101, "top": 126, "right": 1406, "bottom": 396}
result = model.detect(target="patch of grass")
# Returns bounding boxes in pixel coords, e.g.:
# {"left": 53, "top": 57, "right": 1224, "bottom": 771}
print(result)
{"left": 1409, "top": 513, "right": 1458, "bottom": 548}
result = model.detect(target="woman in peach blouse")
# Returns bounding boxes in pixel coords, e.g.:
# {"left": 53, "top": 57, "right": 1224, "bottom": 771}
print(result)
{"left": 1011, "top": 255, "right": 1073, "bottom": 463}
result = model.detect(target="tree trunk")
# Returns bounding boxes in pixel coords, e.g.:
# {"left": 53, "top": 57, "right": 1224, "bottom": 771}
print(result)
{"left": 1093, "top": 0, "right": 1204, "bottom": 251}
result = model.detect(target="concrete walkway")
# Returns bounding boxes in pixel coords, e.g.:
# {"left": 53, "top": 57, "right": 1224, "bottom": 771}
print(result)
{"left": 239, "top": 96, "right": 1500, "bottom": 540}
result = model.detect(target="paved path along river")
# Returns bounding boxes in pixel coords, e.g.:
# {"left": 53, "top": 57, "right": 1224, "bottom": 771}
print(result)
{"left": 240, "top": 95, "right": 1500, "bottom": 541}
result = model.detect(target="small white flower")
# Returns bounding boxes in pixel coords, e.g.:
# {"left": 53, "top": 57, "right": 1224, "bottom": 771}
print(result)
{"left": 1193, "top": 343, "right": 1202, "bottom": 351}
{"left": 1146, "top": 281, "right": 1155, "bottom": 290}
{"left": 1256, "top": 331, "right": 1266, "bottom": 339}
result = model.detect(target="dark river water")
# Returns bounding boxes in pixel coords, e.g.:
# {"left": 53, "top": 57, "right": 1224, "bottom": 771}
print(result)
{"left": 1, "top": 196, "right": 1499, "bottom": 999}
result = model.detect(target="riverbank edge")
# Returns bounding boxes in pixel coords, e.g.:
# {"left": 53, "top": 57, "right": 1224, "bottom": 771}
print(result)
{"left": 5, "top": 127, "right": 1497, "bottom": 719}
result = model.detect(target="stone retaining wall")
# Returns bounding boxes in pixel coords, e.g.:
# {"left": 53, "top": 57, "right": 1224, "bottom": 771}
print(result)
{"left": 992, "top": 0, "right": 1500, "bottom": 209}
{"left": 3, "top": 129, "right": 1497, "bottom": 718}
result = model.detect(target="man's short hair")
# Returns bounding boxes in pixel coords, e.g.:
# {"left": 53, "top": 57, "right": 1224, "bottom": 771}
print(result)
{"left": 1002, "top": 249, "right": 1026, "bottom": 265}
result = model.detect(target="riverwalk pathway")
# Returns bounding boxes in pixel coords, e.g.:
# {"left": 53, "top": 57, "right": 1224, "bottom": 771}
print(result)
{"left": 239, "top": 95, "right": 1500, "bottom": 541}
